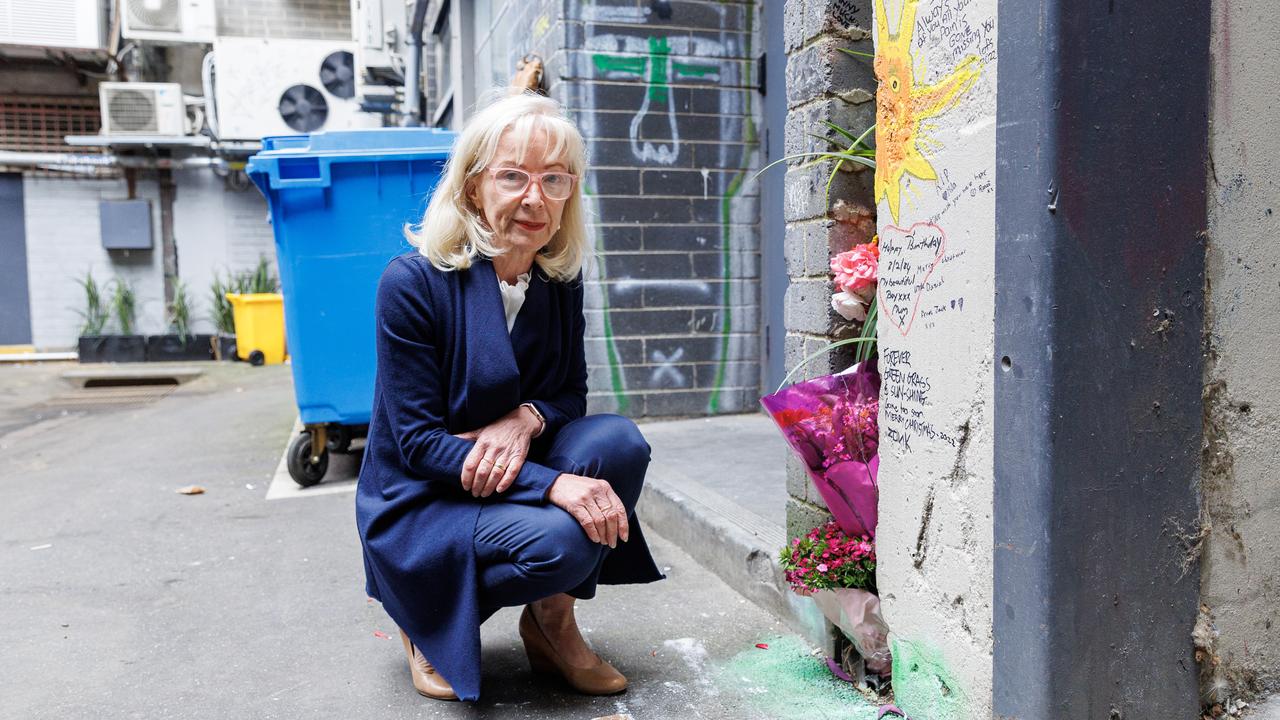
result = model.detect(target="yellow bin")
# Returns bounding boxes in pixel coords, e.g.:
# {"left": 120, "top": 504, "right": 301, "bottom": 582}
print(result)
{"left": 225, "top": 293, "right": 287, "bottom": 366}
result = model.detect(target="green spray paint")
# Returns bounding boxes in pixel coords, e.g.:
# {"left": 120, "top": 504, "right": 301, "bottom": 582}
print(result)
{"left": 890, "top": 637, "right": 968, "bottom": 720}
{"left": 590, "top": 37, "right": 715, "bottom": 95}
{"left": 707, "top": 1, "right": 758, "bottom": 414}
{"left": 647, "top": 35, "right": 671, "bottom": 102}
{"left": 582, "top": 185, "right": 629, "bottom": 414}
{"left": 588, "top": 29, "right": 749, "bottom": 414}
{"left": 716, "top": 634, "right": 879, "bottom": 719}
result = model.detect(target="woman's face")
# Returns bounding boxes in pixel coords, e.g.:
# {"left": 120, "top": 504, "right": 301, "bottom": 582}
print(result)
{"left": 467, "top": 127, "right": 570, "bottom": 257}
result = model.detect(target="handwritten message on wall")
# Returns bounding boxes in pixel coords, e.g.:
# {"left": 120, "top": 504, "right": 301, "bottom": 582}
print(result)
{"left": 873, "top": 0, "right": 997, "bottom": 716}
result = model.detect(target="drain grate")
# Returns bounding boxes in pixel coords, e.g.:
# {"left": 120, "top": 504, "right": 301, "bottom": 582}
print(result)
{"left": 40, "top": 375, "right": 182, "bottom": 410}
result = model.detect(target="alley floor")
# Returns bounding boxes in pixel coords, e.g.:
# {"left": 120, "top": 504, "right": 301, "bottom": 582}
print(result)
{"left": 0, "top": 361, "right": 879, "bottom": 720}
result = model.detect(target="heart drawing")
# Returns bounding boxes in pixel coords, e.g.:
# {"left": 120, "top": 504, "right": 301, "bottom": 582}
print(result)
{"left": 878, "top": 222, "right": 947, "bottom": 337}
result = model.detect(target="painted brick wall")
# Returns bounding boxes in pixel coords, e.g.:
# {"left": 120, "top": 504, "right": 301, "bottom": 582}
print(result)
{"left": 23, "top": 175, "right": 165, "bottom": 348}
{"left": 216, "top": 0, "right": 352, "bottom": 40}
{"left": 780, "top": 0, "right": 876, "bottom": 537}
{"left": 434, "top": 0, "right": 766, "bottom": 418}
{"left": 22, "top": 171, "right": 277, "bottom": 349}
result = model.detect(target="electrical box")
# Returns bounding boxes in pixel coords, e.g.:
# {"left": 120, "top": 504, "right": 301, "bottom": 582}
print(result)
{"left": 100, "top": 200, "right": 154, "bottom": 250}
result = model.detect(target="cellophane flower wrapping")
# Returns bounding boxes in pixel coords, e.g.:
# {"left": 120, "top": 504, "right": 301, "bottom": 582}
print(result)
{"left": 811, "top": 588, "right": 892, "bottom": 676}
{"left": 761, "top": 359, "right": 881, "bottom": 539}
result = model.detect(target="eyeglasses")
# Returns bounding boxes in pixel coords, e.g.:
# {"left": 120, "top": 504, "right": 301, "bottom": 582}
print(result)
{"left": 485, "top": 166, "right": 578, "bottom": 201}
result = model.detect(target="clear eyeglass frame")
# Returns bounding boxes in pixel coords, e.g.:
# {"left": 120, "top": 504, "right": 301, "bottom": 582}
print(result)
{"left": 484, "top": 166, "right": 578, "bottom": 201}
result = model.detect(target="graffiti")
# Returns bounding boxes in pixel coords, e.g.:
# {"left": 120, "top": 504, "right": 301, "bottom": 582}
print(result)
{"left": 612, "top": 278, "right": 714, "bottom": 304}
{"left": 591, "top": 36, "right": 719, "bottom": 165}
{"left": 877, "top": 222, "right": 947, "bottom": 336}
{"left": 577, "top": 2, "right": 759, "bottom": 413}
{"left": 873, "top": 1, "right": 998, "bottom": 716}
{"left": 874, "top": 0, "right": 982, "bottom": 223}
{"left": 649, "top": 347, "right": 687, "bottom": 388}
{"left": 532, "top": 14, "right": 551, "bottom": 40}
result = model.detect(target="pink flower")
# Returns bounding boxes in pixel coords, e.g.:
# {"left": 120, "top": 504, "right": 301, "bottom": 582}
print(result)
{"left": 830, "top": 243, "right": 879, "bottom": 295}
{"left": 816, "top": 563, "right": 829, "bottom": 573}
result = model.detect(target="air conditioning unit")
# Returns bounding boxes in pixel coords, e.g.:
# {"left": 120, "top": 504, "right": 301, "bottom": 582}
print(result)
{"left": 0, "top": 0, "right": 103, "bottom": 49}
{"left": 121, "top": 0, "right": 216, "bottom": 45}
{"left": 351, "top": 0, "right": 404, "bottom": 81}
{"left": 213, "top": 37, "right": 381, "bottom": 141}
{"left": 99, "top": 82, "right": 188, "bottom": 136}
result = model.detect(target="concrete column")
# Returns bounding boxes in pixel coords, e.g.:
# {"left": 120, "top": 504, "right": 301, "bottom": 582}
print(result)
{"left": 1199, "top": 0, "right": 1280, "bottom": 705}
{"left": 871, "top": 0, "right": 996, "bottom": 715}
{"left": 993, "top": 1, "right": 1208, "bottom": 718}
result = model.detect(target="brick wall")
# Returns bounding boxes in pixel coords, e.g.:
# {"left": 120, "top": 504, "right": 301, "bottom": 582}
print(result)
{"left": 22, "top": 171, "right": 277, "bottom": 349}
{"left": 781, "top": 0, "right": 876, "bottom": 536}
{"left": 23, "top": 175, "right": 165, "bottom": 348}
{"left": 216, "top": 0, "right": 351, "bottom": 40}
{"left": 472, "top": 0, "right": 766, "bottom": 417}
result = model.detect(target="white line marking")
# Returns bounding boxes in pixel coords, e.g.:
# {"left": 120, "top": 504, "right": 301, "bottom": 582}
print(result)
{"left": 265, "top": 418, "right": 360, "bottom": 500}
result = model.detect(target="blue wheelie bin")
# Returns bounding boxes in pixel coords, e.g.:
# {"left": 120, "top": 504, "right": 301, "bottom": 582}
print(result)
{"left": 246, "top": 128, "right": 456, "bottom": 487}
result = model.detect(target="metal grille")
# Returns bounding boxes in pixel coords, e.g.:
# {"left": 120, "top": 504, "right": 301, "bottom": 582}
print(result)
{"left": 0, "top": 94, "right": 119, "bottom": 178}
{"left": 104, "top": 87, "right": 159, "bottom": 133}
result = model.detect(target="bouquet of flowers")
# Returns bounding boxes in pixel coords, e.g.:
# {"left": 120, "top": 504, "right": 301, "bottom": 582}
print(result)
{"left": 779, "top": 521, "right": 891, "bottom": 676}
{"left": 780, "top": 520, "right": 876, "bottom": 594}
{"left": 830, "top": 238, "right": 879, "bottom": 323}
{"left": 761, "top": 360, "right": 881, "bottom": 538}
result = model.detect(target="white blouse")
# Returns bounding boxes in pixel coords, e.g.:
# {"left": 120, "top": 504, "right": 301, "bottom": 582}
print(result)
{"left": 497, "top": 271, "right": 531, "bottom": 333}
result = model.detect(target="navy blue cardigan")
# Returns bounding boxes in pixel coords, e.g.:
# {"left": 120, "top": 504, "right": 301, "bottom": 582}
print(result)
{"left": 355, "top": 252, "right": 659, "bottom": 701}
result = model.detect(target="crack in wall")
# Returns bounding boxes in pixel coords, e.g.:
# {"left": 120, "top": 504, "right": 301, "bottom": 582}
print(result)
{"left": 913, "top": 485, "right": 936, "bottom": 569}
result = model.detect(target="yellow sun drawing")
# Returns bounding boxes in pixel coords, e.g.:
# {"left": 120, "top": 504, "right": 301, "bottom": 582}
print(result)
{"left": 874, "top": 0, "right": 982, "bottom": 223}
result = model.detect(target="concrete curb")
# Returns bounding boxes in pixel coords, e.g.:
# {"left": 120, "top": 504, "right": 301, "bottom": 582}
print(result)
{"left": 639, "top": 471, "right": 832, "bottom": 655}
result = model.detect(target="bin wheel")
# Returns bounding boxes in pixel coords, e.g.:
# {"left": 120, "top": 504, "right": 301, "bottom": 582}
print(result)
{"left": 327, "top": 425, "right": 353, "bottom": 454}
{"left": 287, "top": 431, "right": 328, "bottom": 487}
{"left": 248, "top": 350, "right": 266, "bottom": 366}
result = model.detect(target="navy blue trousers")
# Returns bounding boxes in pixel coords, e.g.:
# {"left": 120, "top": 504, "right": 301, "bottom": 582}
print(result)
{"left": 473, "top": 414, "right": 650, "bottom": 619}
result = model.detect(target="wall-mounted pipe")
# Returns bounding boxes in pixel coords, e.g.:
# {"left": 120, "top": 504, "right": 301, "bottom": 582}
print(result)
{"left": 402, "top": 0, "right": 431, "bottom": 127}
{"left": 0, "top": 151, "right": 227, "bottom": 172}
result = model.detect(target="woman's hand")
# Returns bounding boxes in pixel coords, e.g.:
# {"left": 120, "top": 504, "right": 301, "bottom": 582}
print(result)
{"left": 547, "top": 473, "right": 630, "bottom": 548}
{"left": 456, "top": 407, "right": 542, "bottom": 497}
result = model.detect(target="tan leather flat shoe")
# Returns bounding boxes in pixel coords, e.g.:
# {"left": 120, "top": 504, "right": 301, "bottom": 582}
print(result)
{"left": 518, "top": 606, "right": 628, "bottom": 695}
{"left": 399, "top": 628, "right": 459, "bottom": 701}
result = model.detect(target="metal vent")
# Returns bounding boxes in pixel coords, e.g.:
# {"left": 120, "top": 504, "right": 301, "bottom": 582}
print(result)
{"left": 126, "top": 0, "right": 182, "bottom": 32}
{"left": 0, "top": 0, "right": 80, "bottom": 46}
{"left": 320, "top": 51, "right": 356, "bottom": 99}
{"left": 278, "top": 85, "right": 328, "bottom": 132}
{"left": 105, "top": 88, "right": 158, "bottom": 133}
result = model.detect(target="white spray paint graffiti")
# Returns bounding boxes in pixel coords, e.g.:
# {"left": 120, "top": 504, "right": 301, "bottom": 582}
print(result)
{"left": 649, "top": 347, "right": 688, "bottom": 388}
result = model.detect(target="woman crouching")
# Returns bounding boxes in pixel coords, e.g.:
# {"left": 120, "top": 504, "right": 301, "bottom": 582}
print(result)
{"left": 355, "top": 90, "right": 666, "bottom": 702}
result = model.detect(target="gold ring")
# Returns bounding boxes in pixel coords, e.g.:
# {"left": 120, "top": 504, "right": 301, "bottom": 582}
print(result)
{"left": 494, "top": 463, "right": 506, "bottom": 471}
{"left": 479, "top": 458, "right": 493, "bottom": 465}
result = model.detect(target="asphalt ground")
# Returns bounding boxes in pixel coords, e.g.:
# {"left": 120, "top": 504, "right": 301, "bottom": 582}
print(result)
{"left": 0, "top": 361, "right": 879, "bottom": 720}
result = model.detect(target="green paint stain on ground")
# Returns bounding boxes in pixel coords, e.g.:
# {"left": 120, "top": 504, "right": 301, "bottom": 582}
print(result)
{"left": 716, "top": 635, "right": 879, "bottom": 720}
{"left": 891, "top": 638, "right": 967, "bottom": 720}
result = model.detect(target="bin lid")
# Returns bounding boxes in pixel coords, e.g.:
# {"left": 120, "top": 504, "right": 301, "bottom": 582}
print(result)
{"left": 246, "top": 127, "right": 456, "bottom": 192}
{"left": 255, "top": 127, "right": 456, "bottom": 157}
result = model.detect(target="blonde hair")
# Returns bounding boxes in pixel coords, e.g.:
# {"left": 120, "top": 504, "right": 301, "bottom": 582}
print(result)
{"left": 404, "top": 89, "right": 588, "bottom": 282}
